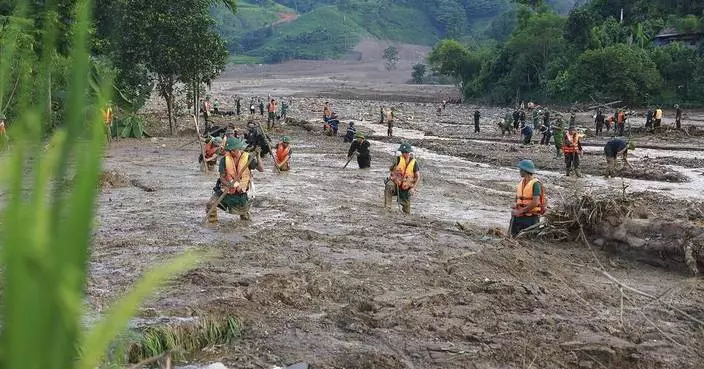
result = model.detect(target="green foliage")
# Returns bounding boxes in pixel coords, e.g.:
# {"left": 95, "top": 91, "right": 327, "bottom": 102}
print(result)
{"left": 0, "top": 2, "right": 204, "bottom": 369}
{"left": 566, "top": 45, "right": 661, "bottom": 104}
{"left": 248, "top": 6, "right": 366, "bottom": 63}
{"left": 383, "top": 46, "right": 399, "bottom": 71}
{"left": 428, "top": 39, "right": 480, "bottom": 89}
{"left": 111, "top": 0, "right": 230, "bottom": 134}
{"left": 411, "top": 63, "right": 426, "bottom": 84}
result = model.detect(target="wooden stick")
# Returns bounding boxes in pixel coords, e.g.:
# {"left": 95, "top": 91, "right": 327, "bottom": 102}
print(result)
{"left": 193, "top": 114, "right": 208, "bottom": 174}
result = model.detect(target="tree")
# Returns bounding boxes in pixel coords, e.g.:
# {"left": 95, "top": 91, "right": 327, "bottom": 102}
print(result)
{"left": 112, "top": 0, "right": 233, "bottom": 134}
{"left": 567, "top": 44, "right": 661, "bottom": 104}
{"left": 411, "top": 63, "right": 426, "bottom": 84}
{"left": 383, "top": 46, "right": 399, "bottom": 71}
{"left": 564, "top": 6, "right": 594, "bottom": 50}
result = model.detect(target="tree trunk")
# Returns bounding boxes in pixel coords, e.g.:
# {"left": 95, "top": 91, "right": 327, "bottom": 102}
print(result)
{"left": 166, "top": 93, "right": 174, "bottom": 136}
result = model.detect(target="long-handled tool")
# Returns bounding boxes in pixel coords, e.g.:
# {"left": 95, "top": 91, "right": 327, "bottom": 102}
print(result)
{"left": 507, "top": 216, "right": 515, "bottom": 238}
{"left": 256, "top": 121, "right": 281, "bottom": 174}
{"left": 343, "top": 152, "right": 357, "bottom": 168}
{"left": 193, "top": 114, "right": 208, "bottom": 174}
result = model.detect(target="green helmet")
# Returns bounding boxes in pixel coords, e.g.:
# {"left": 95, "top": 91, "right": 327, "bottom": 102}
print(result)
{"left": 281, "top": 135, "right": 291, "bottom": 143}
{"left": 399, "top": 142, "right": 413, "bottom": 153}
{"left": 212, "top": 136, "right": 223, "bottom": 145}
{"left": 354, "top": 131, "right": 365, "bottom": 139}
{"left": 518, "top": 159, "right": 536, "bottom": 174}
{"left": 628, "top": 141, "right": 636, "bottom": 150}
{"left": 225, "top": 137, "right": 247, "bottom": 151}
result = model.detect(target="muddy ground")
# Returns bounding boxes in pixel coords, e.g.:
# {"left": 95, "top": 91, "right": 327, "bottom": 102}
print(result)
{"left": 91, "top": 57, "right": 704, "bottom": 369}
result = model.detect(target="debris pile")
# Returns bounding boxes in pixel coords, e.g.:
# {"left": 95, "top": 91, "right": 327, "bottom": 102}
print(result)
{"left": 524, "top": 191, "right": 704, "bottom": 275}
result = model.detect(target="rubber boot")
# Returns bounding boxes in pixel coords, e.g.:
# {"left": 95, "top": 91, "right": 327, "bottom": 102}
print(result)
{"left": 566, "top": 169, "right": 571, "bottom": 177}
{"left": 384, "top": 181, "right": 394, "bottom": 210}
{"left": 206, "top": 203, "right": 218, "bottom": 224}
{"left": 401, "top": 200, "right": 411, "bottom": 215}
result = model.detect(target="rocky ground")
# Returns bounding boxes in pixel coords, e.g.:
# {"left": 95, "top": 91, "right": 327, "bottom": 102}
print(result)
{"left": 93, "top": 59, "right": 704, "bottom": 369}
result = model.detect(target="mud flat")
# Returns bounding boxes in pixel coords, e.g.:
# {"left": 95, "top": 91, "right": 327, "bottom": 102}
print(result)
{"left": 92, "top": 66, "right": 704, "bottom": 368}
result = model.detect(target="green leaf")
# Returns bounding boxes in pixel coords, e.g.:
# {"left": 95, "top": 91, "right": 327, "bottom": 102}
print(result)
{"left": 77, "top": 250, "right": 205, "bottom": 369}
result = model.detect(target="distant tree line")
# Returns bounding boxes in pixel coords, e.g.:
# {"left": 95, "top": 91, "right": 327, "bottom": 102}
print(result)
{"left": 427, "top": 0, "right": 704, "bottom": 105}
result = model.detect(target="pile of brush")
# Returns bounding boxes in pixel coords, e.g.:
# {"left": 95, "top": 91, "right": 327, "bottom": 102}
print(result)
{"left": 523, "top": 191, "right": 704, "bottom": 275}
{"left": 521, "top": 192, "right": 635, "bottom": 242}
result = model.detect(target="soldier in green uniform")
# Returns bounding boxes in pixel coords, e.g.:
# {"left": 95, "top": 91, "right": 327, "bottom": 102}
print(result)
{"left": 552, "top": 113, "right": 565, "bottom": 159}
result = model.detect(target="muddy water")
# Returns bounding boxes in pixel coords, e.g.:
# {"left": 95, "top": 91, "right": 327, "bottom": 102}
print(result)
{"left": 87, "top": 114, "right": 704, "bottom": 368}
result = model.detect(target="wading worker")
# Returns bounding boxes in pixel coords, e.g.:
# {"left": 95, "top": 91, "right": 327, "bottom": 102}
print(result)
{"left": 206, "top": 137, "right": 264, "bottom": 223}
{"left": 563, "top": 125, "right": 582, "bottom": 177}
{"left": 604, "top": 138, "right": 634, "bottom": 178}
{"left": 347, "top": 131, "right": 371, "bottom": 169}
{"left": 275, "top": 136, "right": 292, "bottom": 171}
{"left": 510, "top": 160, "right": 546, "bottom": 237}
{"left": 384, "top": 142, "right": 420, "bottom": 214}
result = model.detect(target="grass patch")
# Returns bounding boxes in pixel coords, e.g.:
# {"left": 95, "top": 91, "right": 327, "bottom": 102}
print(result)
{"left": 124, "top": 315, "right": 242, "bottom": 363}
{"left": 229, "top": 55, "right": 264, "bottom": 64}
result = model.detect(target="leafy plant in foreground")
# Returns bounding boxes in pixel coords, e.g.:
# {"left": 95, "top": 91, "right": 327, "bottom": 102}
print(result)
{"left": 0, "top": 0, "right": 203, "bottom": 368}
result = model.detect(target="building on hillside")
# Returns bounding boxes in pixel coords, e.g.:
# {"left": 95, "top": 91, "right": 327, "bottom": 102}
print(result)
{"left": 653, "top": 27, "right": 703, "bottom": 49}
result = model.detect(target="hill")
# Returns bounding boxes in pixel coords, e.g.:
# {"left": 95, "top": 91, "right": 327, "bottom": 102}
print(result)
{"left": 216, "top": 0, "right": 580, "bottom": 63}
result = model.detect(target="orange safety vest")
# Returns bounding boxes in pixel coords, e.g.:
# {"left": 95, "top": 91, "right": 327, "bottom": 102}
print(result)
{"left": 515, "top": 178, "right": 545, "bottom": 216}
{"left": 102, "top": 107, "right": 113, "bottom": 126}
{"left": 223, "top": 152, "right": 251, "bottom": 194}
{"left": 204, "top": 142, "right": 218, "bottom": 158}
{"left": 392, "top": 156, "right": 417, "bottom": 190}
{"left": 276, "top": 143, "right": 290, "bottom": 169}
{"left": 562, "top": 132, "right": 580, "bottom": 153}
{"left": 617, "top": 112, "right": 625, "bottom": 124}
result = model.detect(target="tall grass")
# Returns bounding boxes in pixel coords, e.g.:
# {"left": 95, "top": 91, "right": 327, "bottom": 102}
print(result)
{"left": 0, "top": 1, "right": 203, "bottom": 368}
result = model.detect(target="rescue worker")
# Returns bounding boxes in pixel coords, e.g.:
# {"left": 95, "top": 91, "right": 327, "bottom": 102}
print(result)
{"left": 201, "top": 98, "right": 212, "bottom": 132}
{"left": 520, "top": 123, "right": 533, "bottom": 145}
{"left": 244, "top": 121, "right": 271, "bottom": 156}
{"left": 553, "top": 114, "right": 565, "bottom": 159}
{"left": 512, "top": 109, "right": 520, "bottom": 130}
{"left": 605, "top": 114, "right": 614, "bottom": 132}
{"left": 344, "top": 122, "right": 356, "bottom": 142}
{"left": 101, "top": 103, "right": 113, "bottom": 141}
{"left": 323, "top": 102, "right": 332, "bottom": 122}
{"left": 510, "top": 160, "right": 545, "bottom": 237}
{"left": 519, "top": 109, "right": 526, "bottom": 128}
{"left": 604, "top": 138, "right": 634, "bottom": 178}
{"left": 258, "top": 99, "right": 265, "bottom": 116}
{"left": 617, "top": 109, "right": 626, "bottom": 136}
{"left": 532, "top": 109, "right": 540, "bottom": 127}
{"left": 267, "top": 99, "right": 276, "bottom": 129}
{"left": 206, "top": 137, "right": 264, "bottom": 223}
{"left": 569, "top": 112, "right": 576, "bottom": 127}
{"left": 384, "top": 142, "right": 420, "bottom": 214}
{"left": 280, "top": 100, "right": 289, "bottom": 121}
{"left": 235, "top": 95, "right": 241, "bottom": 116}
{"left": 645, "top": 107, "right": 653, "bottom": 129}
{"left": 379, "top": 106, "right": 385, "bottom": 124}
{"left": 213, "top": 99, "right": 220, "bottom": 115}
{"left": 654, "top": 106, "right": 663, "bottom": 129}
{"left": 595, "top": 109, "right": 605, "bottom": 136}
{"left": 200, "top": 136, "right": 223, "bottom": 171}
{"left": 543, "top": 109, "right": 550, "bottom": 127}
{"left": 274, "top": 136, "right": 292, "bottom": 171}
{"left": 539, "top": 119, "right": 552, "bottom": 145}
{"left": 675, "top": 104, "right": 682, "bottom": 130}
{"left": 347, "top": 131, "right": 371, "bottom": 169}
{"left": 563, "top": 125, "right": 583, "bottom": 177}
{"left": 387, "top": 108, "right": 395, "bottom": 137}
{"left": 249, "top": 99, "right": 256, "bottom": 115}
{"left": 474, "top": 110, "right": 480, "bottom": 133}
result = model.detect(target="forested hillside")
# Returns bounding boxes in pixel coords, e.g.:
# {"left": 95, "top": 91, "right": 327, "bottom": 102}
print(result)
{"left": 427, "top": 0, "right": 704, "bottom": 105}
{"left": 214, "top": 0, "right": 582, "bottom": 63}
